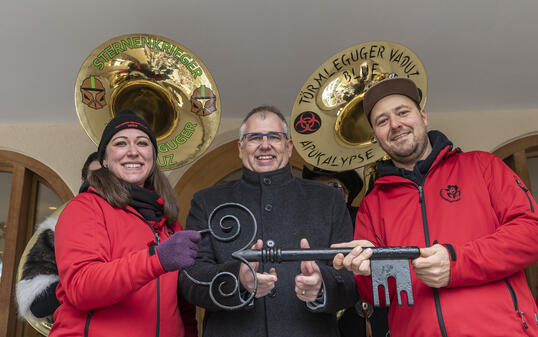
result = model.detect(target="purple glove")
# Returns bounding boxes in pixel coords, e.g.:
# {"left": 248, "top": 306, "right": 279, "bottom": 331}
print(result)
{"left": 156, "top": 230, "right": 201, "bottom": 272}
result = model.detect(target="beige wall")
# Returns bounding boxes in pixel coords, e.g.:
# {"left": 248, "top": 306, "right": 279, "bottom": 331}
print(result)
{"left": 1, "top": 110, "right": 536, "bottom": 194}
{"left": 427, "top": 109, "right": 538, "bottom": 152}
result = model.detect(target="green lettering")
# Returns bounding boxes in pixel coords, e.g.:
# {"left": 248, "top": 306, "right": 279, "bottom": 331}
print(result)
{"left": 121, "top": 38, "right": 133, "bottom": 51}
{"left": 181, "top": 129, "right": 193, "bottom": 138}
{"left": 192, "top": 68, "right": 203, "bottom": 79}
{"left": 187, "top": 60, "right": 198, "bottom": 72}
{"left": 142, "top": 37, "right": 152, "bottom": 49}
{"left": 97, "top": 50, "right": 109, "bottom": 62}
{"left": 166, "top": 140, "right": 179, "bottom": 150}
{"left": 158, "top": 144, "right": 169, "bottom": 153}
{"left": 173, "top": 47, "right": 183, "bottom": 62}
{"left": 179, "top": 54, "right": 192, "bottom": 65}
{"left": 105, "top": 46, "right": 116, "bottom": 59}
{"left": 133, "top": 37, "right": 141, "bottom": 48}
{"left": 185, "top": 122, "right": 197, "bottom": 131}
{"left": 157, "top": 155, "right": 166, "bottom": 167}
{"left": 93, "top": 58, "right": 105, "bottom": 70}
{"left": 165, "top": 154, "right": 177, "bottom": 166}
{"left": 161, "top": 42, "right": 170, "bottom": 53}
{"left": 152, "top": 39, "right": 162, "bottom": 50}
{"left": 112, "top": 42, "right": 123, "bottom": 55}
{"left": 157, "top": 154, "right": 177, "bottom": 167}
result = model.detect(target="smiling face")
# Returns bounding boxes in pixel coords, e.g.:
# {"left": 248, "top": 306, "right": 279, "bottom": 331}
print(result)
{"left": 370, "top": 94, "right": 432, "bottom": 170}
{"left": 103, "top": 128, "right": 154, "bottom": 186}
{"left": 238, "top": 111, "right": 293, "bottom": 173}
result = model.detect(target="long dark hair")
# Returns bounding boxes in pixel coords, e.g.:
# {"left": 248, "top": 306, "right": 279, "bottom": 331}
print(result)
{"left": 88, "top": 160, "right": 179, "bottom": 227}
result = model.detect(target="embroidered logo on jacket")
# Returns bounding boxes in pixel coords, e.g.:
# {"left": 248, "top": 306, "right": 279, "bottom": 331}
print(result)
{"left": 440, "top": 185, "right": 461, "bottom": 202}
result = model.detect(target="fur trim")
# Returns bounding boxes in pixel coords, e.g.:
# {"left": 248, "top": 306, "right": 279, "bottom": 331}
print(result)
{"left": 16, "top": 274, "right": 59, "bottom": 321}
{"left": 16, "top": 216, "right": 60, "bottom": 321}
{"left": 21, "top": 229, "right": 57, "bottom": 279}
{"left": 36, "top": 216, "right": 57, "bottom": 233}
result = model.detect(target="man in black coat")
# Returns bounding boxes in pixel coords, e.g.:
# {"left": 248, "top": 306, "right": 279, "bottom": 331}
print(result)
{"left": 179, "top": 105, "right": 358, "bottom": 337}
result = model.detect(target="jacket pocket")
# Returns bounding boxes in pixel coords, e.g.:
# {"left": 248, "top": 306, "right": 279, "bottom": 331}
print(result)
{"left": 504, "top": 279, "right": 528, "bottom": 329}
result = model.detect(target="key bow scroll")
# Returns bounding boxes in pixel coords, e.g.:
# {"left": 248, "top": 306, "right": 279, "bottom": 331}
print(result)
{"left": 182, "top": 202, "right": 419, "bottom": 310}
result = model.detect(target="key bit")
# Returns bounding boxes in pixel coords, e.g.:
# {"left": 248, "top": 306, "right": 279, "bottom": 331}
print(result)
{"left": 371, "top": 258, "right": 414, "bottom": 306}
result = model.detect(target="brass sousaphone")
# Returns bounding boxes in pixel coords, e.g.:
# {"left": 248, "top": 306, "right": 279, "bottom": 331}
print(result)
{"left": 17, "top": 34, "right": 221, "bottom": 336}
{"left": 76, "top": 33, "right": 221, "bottom": 170}
{"left": 291, "top": 41, "right": 427, "bottom": 199}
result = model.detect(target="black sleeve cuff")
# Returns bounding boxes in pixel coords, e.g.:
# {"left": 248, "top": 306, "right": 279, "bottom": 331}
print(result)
{"left": 30, "top": 282, "right": 60, "bottom": 318}
{"left": 149, "top": 244, "right": 156, "bottom": 256}
{"left": 442, "top": 243, "right": 457, "bottom": 261}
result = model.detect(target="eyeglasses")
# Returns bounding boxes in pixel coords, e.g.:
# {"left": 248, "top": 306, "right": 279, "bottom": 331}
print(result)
{"left": 327, "top": 182, "right": 347, "bottom": 193}
{"left": 241, "top": 132, "right": 288, "bottom": 145}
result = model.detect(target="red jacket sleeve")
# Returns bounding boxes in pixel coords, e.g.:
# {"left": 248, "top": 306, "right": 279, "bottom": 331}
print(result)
{"left": 55, "top": 194, "right": 167, "bottom": 311}
{"left": 449, "top": 153, "right": 538, "bottom": 287}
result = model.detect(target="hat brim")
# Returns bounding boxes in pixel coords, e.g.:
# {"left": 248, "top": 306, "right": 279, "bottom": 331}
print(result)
{"left": 302, "top": 166, "right": 363, "bottom": 203}
{"left": 363, "top": 78, "right": 421, "bottom": 122}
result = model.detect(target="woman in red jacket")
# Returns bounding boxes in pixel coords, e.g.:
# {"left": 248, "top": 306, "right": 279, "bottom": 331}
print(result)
{"left": 50, "top": 110, "right": 201, "bottom": 337}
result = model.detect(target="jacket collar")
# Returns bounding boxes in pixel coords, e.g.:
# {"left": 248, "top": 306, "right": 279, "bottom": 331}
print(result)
{"left": 86, "top": 185, "right": 165, "bottom": 229}
{"left": 376, "top": 130, "right": 454, "bottom": 185}
{"left": 242, "top": 163, "right": 294, "bottom": 186}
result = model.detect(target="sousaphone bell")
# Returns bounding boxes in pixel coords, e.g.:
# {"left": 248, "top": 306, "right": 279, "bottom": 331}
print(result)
{"left": 291, "top": 41, "right": 427, "bottom": 199}
{"left": 75, "top": 33, "right": 221, "bottom": 170}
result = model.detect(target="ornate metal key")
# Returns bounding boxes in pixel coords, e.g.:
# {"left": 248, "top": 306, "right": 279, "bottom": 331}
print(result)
{"left": 182, "top": 202, "right": 419, "bottom": 309}
{"left": 234, "top": 246, "right": 420, "bottom": 306}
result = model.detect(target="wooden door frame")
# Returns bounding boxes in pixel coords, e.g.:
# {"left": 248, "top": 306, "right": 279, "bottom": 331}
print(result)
{"left": 0, "top": 150, "right": 73, "bottom": 337}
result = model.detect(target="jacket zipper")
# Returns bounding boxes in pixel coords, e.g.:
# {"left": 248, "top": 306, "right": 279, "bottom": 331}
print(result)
{"left": 156, "top": 278, "right": 160, "bottom": 337}
{"left": 126, "top": 208, "right": 161, "bottom": 337}
{"left": 418, "top": 185, "right": 448, "bottom": 337}
{"left": 84, "top": 310, "right": 93, "bottom": 337}
{"left": 126, "top": 208, "right": 161, "bottom": 244}
{"left": 504, "top": 279, "right": 528, "bottom": 329}
{"left": 516, "top": 179, "right": 534, "bottom": 212}
{"left": 416, "top": 149, "right": 452, "bottom": 337}
{"left": 378, "top": 147, "right": 452, "bottom": 336}
{"left": 506, "top": 179, "right": 534, "bottom": 329}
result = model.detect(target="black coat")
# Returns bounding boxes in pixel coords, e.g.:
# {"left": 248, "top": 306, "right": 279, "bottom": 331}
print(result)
{"left": 179, "top": 165, "right": 358, "bottom": 337}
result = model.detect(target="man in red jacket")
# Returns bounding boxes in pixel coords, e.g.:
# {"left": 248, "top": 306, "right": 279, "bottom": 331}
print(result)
{"left": 333, "top": 77, "right": 538, "bottom": 337}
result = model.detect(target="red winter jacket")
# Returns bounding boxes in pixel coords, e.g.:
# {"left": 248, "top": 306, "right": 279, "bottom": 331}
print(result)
{"left": 50, "top": 190, "right": 197, "bottom": 337}
{"left": 355, "top": 138, "right": 538, "bottom": 337}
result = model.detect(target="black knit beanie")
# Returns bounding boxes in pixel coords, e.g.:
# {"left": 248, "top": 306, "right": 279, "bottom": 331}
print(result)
{"left": 97, "top": 109, "right": 158, "bottom": 163}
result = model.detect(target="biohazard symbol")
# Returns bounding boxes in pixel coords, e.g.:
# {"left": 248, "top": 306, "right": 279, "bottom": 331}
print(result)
{"left": 440, "top": 185, "right": 461, "bottom": 202}
{"left": 80, "top": 76, "right": 106, "bottom": 109}
{"left": 191, "top": 85, "right": 217, "bottom": 116}
{"left": 294, "top": 111, "right": 322, "bottom": 135}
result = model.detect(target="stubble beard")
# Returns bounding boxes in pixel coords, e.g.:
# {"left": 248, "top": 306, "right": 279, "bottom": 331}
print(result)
{"left": 389, "top": 132, "right": 430, "bottom": 168}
